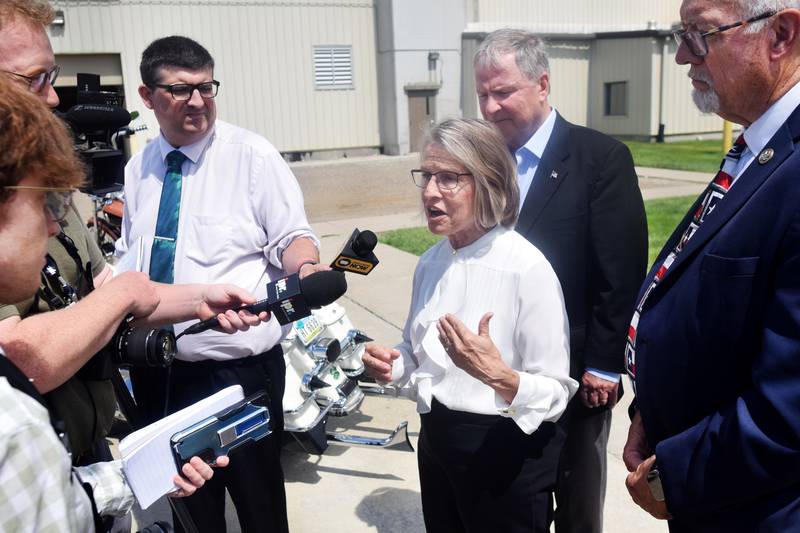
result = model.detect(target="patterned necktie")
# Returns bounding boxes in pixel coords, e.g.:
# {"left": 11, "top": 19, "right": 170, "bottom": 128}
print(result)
{"left": 149, "top": 150, "right": 187, "bottom": 284}
{"left": 625, "top": 135, "right": 747, "bottom": 386}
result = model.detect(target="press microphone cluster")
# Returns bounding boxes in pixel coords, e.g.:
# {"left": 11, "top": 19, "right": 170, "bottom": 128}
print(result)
{"left": 330, "top": 228, "right": 379, "bottom": 275}
{"left": 182, "top": 270, "right": 347, "bottom": 335}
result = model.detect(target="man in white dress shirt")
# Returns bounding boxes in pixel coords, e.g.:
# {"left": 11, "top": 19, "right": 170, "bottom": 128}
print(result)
{"left": 118, "top": 36, "right": 323, "bottom": 533}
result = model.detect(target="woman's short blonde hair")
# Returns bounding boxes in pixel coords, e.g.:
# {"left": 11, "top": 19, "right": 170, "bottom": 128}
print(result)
{"left": 422, "top": 118, "right": 519, "bottom": 229}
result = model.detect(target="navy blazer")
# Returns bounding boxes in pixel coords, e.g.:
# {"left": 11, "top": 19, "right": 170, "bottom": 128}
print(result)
{"left": 635, "top": 104, "right": 800, "bottom": 531}
{"left": 516, "top": 113, "right": 647, "bottom": 379}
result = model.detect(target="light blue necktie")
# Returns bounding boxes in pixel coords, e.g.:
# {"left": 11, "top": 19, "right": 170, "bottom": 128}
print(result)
{"left": 149, "top": 150, "right": 187, "bottom": 284}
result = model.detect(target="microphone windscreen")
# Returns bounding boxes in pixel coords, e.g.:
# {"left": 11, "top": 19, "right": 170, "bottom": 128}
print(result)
{"left": 352, "top": 230, "right": 378, "bottom": 256}
{"left": 299, "top": 270, "right": 347, "bottom": 308}
{"left": 64, "top": 104, "right": 131, "bottom": 133}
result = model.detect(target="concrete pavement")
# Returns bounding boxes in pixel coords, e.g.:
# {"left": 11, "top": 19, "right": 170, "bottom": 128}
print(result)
{"left": 84, "top": 159, "right": 708, "bottom": 532}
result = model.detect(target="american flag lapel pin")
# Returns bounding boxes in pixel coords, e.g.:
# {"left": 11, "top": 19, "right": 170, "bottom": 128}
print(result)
{"left": 550, "top": 170, "right": 558, "bottom": 179}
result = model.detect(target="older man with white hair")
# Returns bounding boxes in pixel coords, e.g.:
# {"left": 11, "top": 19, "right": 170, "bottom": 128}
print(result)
{"left": 624, "top": 0, "right": 800, "bottom": 530}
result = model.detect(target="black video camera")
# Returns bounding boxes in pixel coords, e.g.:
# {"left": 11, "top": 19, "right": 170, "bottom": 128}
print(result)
{"left": 59, "top": 73, "right": 135, "bottom": 195}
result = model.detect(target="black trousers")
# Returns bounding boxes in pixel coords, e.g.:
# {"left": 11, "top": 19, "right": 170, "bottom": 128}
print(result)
{"left": 131, "top": 346, "right": 288, "bottom": 533}
{"left": 418, "top": 398, "right": 565, "bottom": 533}
{"left": 554, "top": 400, "right": 612, "bottom": 533}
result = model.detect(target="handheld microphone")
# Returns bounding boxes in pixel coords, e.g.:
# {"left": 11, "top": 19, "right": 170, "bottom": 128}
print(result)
{"left": 330, "top": 228, "right": 379, "bottom": 275}
{"left": 62, "top": 103, "right": 132, "bottom": 134}
{"left": 182, "top": 270, "right": 347, "bottom": 335}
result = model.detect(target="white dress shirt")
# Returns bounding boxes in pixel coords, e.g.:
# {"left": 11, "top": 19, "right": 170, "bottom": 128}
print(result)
{"left": 390, "top": 226, "right": 578, "bottom": 435}
{"left": 514, "top": 107, "right": 556, "bottom": 210}
{"left": 117, "top": 120, "right": 318, "bottom": 361}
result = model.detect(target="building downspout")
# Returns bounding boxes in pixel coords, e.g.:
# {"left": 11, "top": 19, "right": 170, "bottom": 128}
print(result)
{"left": 657, "top": 34, "right": 667, "bottom": 143}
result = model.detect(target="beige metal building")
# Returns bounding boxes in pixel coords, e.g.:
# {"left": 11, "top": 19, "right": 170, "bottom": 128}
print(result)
{"left": 461, "top": 0, "right": 721, "bottom": 140}
{"left": 49, "top": 0, "right": 721, "bottom": 158}
{"left": 51, "top": 0, "right": 381, "bottom": 157}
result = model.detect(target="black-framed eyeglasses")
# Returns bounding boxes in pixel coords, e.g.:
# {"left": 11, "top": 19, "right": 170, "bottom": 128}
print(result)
{"left": 1, "top": 65, "right": 60, "bottom": 94}
{"left": 673, "top": 10, "right": 777, "bottom": 58}
{"left": 152, "top": 80, "right": 220, "bottom": 101}
{"left": 411, "top": 169, "right": 472, "bottom": 191}
{"left": 1, "top": 185, "right": 75, "bottom": 223}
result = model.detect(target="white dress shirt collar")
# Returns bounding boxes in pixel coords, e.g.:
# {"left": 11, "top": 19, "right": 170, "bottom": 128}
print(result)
{"left": 744, "top": 80, "right": 800, "bottom": 159}
{"left": 444, "top": 225, "right": 502, "bottom": 257}
{"left": 517, "top": 107, "right": 557, "bottom": 162}
{"left": 514, "top": 108, "right": 557, "bottom": 209}
{"left": 156, "top": 125, "right": 216, "bottom": 165}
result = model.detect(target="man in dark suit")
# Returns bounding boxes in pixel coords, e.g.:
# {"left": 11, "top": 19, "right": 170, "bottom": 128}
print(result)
{"left": 623, "top": 1, "right": 800, "bottom": 530}
{"left": 475, "top": 29, "right": 648, "bottom": 532}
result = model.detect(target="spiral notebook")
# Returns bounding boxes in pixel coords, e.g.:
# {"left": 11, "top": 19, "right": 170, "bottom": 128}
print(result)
{"left": 118, "top": 385, "right": 245, "bottom": 509}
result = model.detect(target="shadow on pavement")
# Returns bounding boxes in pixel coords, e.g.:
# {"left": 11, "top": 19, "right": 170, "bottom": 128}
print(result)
{"left": 356, "top": 487, "right": 424, "bottom": 533}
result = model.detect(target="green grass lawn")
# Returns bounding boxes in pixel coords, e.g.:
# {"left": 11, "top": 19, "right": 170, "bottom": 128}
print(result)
{"left": 379, "top": 195, "right": 697, "bottom": 268}
{"left": 623, "top": 140, "right": 724, "bottom": 174}
{"left": 643, "top": 195, "right": 695, "bottom": 266}
{"left": 380, "top": 225, "right": 443, "bottom": 256}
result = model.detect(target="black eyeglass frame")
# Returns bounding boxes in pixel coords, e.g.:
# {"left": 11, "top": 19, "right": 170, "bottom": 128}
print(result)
{"left": 151, "top": 80, "right": 221, "bottom": 101}
{"left": 673, "top": 10, "right": 777, "bottom": 58}
{"left": 1, "top": 65, "right": 61, "bottom": 93}
{"left": 411, "top": 169, "right": 473, "bottom": 191}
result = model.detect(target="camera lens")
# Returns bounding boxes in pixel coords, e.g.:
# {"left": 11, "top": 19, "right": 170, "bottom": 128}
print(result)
{"left": 114, "top": 325, "right": 176, "bottom": 367}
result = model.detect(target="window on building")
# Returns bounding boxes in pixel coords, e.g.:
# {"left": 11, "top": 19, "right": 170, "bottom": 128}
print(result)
{"left": 313, "top": 46, "right": 353, "bottom": 90}
{"left": 604, "top": 81, "right": 628, "bottom": 116}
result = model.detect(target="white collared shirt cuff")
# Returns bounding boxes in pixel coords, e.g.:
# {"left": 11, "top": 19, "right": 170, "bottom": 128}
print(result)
{"left": 497, "top": 371, "right": 573, "bottom": 435}
{"left": 74, "top": 460, "right": 135, "bottom": 517}
{"left": 586, "top": 368, "right": 620, "bottom": 383}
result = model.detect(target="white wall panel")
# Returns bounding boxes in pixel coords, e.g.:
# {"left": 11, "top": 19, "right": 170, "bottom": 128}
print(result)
{"left": 472, "top": 0, "right": 682, "bottom": 32}
{"left": 547, "top": 40, "right": 590, "bottom": 126}
{"left": 659, "top": 40, "right": 721, "bottom": 136}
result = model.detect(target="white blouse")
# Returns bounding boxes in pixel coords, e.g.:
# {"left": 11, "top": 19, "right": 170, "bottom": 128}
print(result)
{"left": 391, "top": 226, "right": 577, "bottom": 434}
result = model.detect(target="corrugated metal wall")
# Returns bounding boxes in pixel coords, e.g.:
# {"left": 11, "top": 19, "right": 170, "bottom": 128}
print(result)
{"left": 471, "top": 0, "right": 681, "bottom": 31}
{"left": 658, "top": 40, "right": 721, "bottom": 136}
{"left": 51, "top": 0, "right": 380, "bottom": 154}
{"left": 547, "top": 40, "right": 590, "bottom": 126}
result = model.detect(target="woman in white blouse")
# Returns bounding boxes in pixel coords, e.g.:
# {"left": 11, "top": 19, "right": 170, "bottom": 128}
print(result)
{"left": 363, "top": 118, "right": 577, "bottom": 532}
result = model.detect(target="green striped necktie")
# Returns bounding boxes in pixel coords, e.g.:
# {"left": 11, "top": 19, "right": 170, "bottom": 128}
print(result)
{"left": 149, "top": 149, "right": 187, "bottom": 284}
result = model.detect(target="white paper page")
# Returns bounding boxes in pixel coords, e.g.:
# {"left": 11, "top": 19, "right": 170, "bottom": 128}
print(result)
{"left": 120, "top": 385, "right": 245, "bottom": 509}
{"left": 114, "top": 237, "right": 146, "bottom": 274}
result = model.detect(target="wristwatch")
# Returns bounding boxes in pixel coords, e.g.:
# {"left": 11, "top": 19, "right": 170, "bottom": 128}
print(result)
{"left": 647, "top": 464, "right": 666, "bottom": 502}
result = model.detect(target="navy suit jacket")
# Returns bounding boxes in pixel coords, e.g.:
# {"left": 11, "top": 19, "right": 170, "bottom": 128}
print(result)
{"left": 516, "top": 113, "right": 647, "bottom": 380}
{"left": 635, "top": 103, "right": 800, "bottom": 531}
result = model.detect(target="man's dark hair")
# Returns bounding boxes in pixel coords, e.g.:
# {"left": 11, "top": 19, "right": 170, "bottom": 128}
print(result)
{"left": 139, "top": 36, "right": 215, "bottom": 87}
